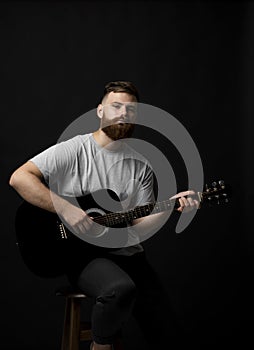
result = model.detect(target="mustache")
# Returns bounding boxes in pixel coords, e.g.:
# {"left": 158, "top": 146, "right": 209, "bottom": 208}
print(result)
{"left": 102, "top": 117, "right": 134, "bottom": 126}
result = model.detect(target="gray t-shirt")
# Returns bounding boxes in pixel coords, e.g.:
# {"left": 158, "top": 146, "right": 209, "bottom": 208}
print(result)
{"left": 30, "top": 133, "right": 154, "bottom": 255}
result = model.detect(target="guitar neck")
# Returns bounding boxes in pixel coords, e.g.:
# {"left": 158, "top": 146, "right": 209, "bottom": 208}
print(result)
{"left": 93, "top": 192, "right": 203, "bottom": 227}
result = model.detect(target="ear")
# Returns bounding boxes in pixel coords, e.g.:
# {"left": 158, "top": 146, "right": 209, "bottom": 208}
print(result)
{"left": 97, "top": 104, "right": 103, "bottom": 119}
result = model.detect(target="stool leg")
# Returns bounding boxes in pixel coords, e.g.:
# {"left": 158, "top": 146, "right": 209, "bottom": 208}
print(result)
{"left": 113, "top": 338, "right": 124, "bottom": 350}
{"left": 61, "top": 297, "right": 81, "bottom": 350}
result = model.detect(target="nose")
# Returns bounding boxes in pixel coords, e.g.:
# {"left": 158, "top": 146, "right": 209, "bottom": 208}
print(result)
{"left": 120, "top": 105, "right": 127, "bottom": 116}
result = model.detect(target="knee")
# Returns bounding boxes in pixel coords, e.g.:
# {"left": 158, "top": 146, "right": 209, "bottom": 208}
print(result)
{"left": 117, "top": 278, "right": 137, "bottom": 307}
{"left": 96, "top": 278, "right": 137, "bottom": 307}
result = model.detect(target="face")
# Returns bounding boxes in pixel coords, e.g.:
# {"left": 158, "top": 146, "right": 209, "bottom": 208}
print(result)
{"left": 97, "top": 92, "right": 137, "bottom": 141}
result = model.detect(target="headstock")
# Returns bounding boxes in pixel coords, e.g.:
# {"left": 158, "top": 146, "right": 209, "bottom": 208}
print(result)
{"left": 200, "top": 180, "right": 230, "bottom": 206}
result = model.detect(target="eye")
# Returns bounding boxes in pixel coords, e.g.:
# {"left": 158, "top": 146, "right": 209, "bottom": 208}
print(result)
{"left": 127, "top": 106, "right": 136, "bottom": 113}
{"left": 112, "top": 103, "right": 121, "bottom": 109}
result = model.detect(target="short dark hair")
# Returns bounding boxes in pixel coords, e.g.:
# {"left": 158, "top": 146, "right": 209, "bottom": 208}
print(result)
{"left": 101, "top": 81, "right": 140, "bottom": 103}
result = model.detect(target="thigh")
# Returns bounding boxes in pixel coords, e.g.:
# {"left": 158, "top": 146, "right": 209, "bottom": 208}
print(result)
{"left": 107, "top": 251, "right": 160, "bottom": 292}
{"left": 71, "top": 257, "right": 136, "bottom": 298}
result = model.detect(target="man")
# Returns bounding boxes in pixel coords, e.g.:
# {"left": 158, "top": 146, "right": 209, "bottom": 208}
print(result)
{"left": 10, "top": 81, "right": 199, "bottom": 350}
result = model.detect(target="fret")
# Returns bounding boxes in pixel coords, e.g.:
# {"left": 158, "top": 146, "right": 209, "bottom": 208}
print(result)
{"left": 126, "top": 210, "right": 134, "bottom": 223}
{"left": 92, "top": 185, "right": 226, "bottom": 228}
{"left": 93, "top": 198, "right": 177, "bottom": 227}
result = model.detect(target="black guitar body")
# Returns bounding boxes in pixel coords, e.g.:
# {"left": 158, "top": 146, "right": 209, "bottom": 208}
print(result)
{"left": 15, "top": 181, "right": 229, "bottom": 278}
{"left": 15, "top": 201, "right": 67, "bottom": 277}
{"left": 15, "top": 189, "right": 128, "bottom": 278}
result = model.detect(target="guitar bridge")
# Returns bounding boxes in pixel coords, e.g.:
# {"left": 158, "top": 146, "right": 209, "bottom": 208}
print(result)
{"left": 58, "top": 222, "right": 68, "bottom": 239}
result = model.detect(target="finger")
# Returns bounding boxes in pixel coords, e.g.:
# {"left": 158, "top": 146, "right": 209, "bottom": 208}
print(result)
{"left": 181, "top": 197, "right": 190, "bottom": 207}
{"left": 84, "top": 217, "right": 94, "bottom": 230}
{"left": 187, "top": 197, "right": 195, "bottom": 206}
{"left": 170, "top": 190, "right": 196, "bottom": 199}
{"left": 177, "top": 198, "right": 185, "bottom": 212}
{"left": 72, "top": 224, "right": 84, "bottom": 235}
{"left": 179, "top": 190, "right": 196, "bottom": 197}
{"left": 76, "top": 218, "right": 93, "bottom": 234}
{"left": 194, "top": 199, "right": 200, "bottom": 209}
{"left": 185, "top": 198, "right": 199, "bottom": 211}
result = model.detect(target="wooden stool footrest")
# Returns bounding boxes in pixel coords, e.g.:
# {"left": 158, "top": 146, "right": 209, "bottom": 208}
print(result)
{"left": 80, "top": 322, "right": 92, "bottom": 341}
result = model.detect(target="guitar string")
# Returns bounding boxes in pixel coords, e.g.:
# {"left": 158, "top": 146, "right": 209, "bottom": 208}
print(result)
{"left": 62, "top": 188, "right": 225, "bottom": 231}
{"left": 90, "top": 189, "right": 225, "bottom": 226}
{"left": 92, "top": 199, "right": 175, "bottom": 226}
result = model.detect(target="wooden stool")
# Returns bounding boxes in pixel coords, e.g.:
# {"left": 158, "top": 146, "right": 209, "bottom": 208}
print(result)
{"left": 56, "top": 286, "right": 92, "bottom": 350}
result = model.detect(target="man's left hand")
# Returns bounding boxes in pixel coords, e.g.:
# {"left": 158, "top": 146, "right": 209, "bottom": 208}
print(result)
{"left": 170, "top": 190, "right": 199, "bottom": 213}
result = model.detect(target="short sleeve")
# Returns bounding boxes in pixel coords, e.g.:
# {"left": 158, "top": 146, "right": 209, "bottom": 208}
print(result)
{"left": 29, "top": 139, "right": 78, "bottom": 195}
{"left": 135, "top": 163, "right": 155, "bottom": 206}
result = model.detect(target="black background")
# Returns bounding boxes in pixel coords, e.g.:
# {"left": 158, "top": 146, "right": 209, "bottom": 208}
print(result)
{"left": 1, "top": 1, "right": 254, "bottom": 349}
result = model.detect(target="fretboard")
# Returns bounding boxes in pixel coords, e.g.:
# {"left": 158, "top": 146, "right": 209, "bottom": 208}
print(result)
{"left": 93, "top": 198, "right": 179, "bottom": 227}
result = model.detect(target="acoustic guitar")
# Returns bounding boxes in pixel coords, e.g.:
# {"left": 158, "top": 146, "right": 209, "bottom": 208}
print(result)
{"left": 15, "top": 180, "right": 229, "bottom": 277}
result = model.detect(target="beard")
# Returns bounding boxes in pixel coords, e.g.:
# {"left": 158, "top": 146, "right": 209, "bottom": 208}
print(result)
{"left": 101, "top": 115, "right": 135, "bottom": 140}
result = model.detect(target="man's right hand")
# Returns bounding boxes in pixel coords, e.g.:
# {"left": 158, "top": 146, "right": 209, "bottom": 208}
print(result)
{"left": 58, "top": 202, "right": 95, "bottom": 236}
{"left": 57, "top": 199, "right": 106, "bottom": 238}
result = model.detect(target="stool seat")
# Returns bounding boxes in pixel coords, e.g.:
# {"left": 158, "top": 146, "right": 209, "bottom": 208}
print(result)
{"left": 56, "top": 285, "right": 87, "bottom": 298}
{"left": 56, "top": 285, "right": 92, "bottom": 350}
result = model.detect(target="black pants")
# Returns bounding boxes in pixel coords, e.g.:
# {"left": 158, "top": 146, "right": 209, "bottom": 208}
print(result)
{"left": 65, "top": 241, "right": 180, "bottom": 348}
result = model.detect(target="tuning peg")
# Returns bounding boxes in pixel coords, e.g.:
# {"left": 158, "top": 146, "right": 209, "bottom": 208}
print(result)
{"left": 222, "top": 193, "right": 229, "bottom": 203}
{"left": 218, "top": 180, "right": 225, "bottom": 189}
{"left": 211, "top": 182, "right": 217, "bottom": 192}
{"left": 207, "top": 196, "right": 212, "bottom": 206}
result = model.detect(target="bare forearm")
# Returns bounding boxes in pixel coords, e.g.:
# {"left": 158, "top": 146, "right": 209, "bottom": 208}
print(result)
{"left": 131, "top": 211, "right": 170, "bottom": 237}
{"left": 131, "top": 190, "right": 199, "bottom": 238}
{"left": 10, "top": 162, "right": 95, "bottom": 236}
{"left": 10, "top": 168, "right": 57, "bottom": 212}
{"left": 9, "top": 163, "right": 69, "bottom": 215}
